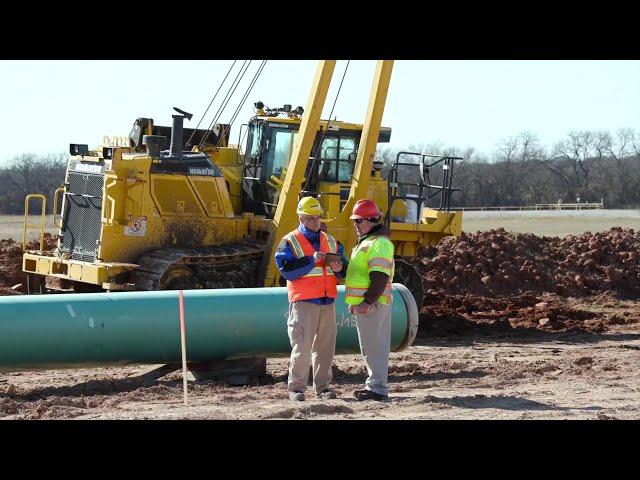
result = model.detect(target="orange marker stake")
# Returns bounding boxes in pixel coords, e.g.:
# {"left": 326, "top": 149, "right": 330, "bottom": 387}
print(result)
{"left": 178, "top": 289, "right": 188, "bottom": 405}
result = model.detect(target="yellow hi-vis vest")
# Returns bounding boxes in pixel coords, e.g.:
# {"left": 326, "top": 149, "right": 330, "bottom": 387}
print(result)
{"left": 345, "top": 234, "right": 395, "bottom": 305}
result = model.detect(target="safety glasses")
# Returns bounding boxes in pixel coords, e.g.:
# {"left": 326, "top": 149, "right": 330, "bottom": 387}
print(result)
{"left": 353, "top": 218, "right": 378, "bottom": 224}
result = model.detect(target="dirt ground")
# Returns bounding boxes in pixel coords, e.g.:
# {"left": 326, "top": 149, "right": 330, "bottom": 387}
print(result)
{"left": 1, "top": 312, "right": 638, "bottom": 420}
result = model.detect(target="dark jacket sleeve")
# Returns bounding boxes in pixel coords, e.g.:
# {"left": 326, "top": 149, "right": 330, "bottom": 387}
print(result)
{"left": 274, "top": 239, "right": 315, "bottom": 281}
{"left": 363, "top": 271, "right": 389, "bottom": 305}
{"left": 333, "top": 242, "right": 348, "bottom": 281}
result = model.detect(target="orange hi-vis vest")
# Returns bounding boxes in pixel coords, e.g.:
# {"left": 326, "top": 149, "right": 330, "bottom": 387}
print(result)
{"left": 284, "top": 229, "right": 339, "bottom": 302}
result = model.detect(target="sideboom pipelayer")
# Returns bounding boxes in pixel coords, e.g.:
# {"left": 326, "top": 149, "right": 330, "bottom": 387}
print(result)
{"left": 22, "top": 60, "right": 462, "bottom": 309}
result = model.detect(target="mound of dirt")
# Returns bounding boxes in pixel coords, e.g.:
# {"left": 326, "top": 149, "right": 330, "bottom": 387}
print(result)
{"left": 0, "top": 234, "right": 56, "bottom": 293}
{"left": 414, "top": 227, "right": 640, "bottom": 299}
{"left": 414, "top": 227, "right": 640, "bottom": 335}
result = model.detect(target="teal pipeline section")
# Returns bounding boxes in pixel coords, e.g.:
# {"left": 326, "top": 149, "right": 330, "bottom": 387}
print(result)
{"left": 0, "top": 284, "right": 418, "bottom": 371}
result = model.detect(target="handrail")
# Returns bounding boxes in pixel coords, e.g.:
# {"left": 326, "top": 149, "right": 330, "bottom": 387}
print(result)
{"left": 52, "top": 187, "right": 65, "bottom": 228}
{"left": 23, "top": 194, "right": 47, "bottom": 252}
{"left": 386, "top": 152, "right": 462, "bottom": 228}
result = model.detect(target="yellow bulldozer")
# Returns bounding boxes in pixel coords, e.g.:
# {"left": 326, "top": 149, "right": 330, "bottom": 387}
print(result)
{"left": 22, "top": 61, "right": 462, "bottom": 306}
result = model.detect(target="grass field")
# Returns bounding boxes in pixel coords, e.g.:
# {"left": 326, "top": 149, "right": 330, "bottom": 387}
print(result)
{"left": 1, "top": 210, "right": 639, "bottom": 242}
{"left": 0, "top": 215, "right": 57, "bottom": 242}
{"left": 461, "top": 209, "right": 640, "bottom": 237}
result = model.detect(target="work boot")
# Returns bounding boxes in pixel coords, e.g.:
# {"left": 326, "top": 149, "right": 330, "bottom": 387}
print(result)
{"left": 289, "top": 390, "right": 305, "bottom": 401}
{"left": 354, "top": 389, "right": 388, "bottom": 401}
{"left": 317, "top": 389, "right": 337, "bottom": 400}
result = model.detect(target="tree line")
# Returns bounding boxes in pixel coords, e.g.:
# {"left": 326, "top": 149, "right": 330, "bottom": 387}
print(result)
{"left": 1, "top": 128, "right": 640, "bottom": 215}
{"left": 0, "top": 153, "right": 67, "bottom": 214}
{"left": 378, "top": 129, "right": 640, "bottom": 209}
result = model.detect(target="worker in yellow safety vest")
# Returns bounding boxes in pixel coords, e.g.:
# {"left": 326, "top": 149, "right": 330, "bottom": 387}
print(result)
{"left": 275, "top": 196, "right": 346, "bottom": 402}
{"left": 344, "top": 199, "right": 395, "bottom": 401}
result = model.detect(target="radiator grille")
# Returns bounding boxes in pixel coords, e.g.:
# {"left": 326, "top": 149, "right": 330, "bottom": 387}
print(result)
{"left": 60, "top": 171, "right": 103, "bottom": 262}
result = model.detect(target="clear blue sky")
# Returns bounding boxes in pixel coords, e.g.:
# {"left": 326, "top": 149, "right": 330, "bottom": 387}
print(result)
{"left": 1, "top": 60, "right": 639, "bottom": 165}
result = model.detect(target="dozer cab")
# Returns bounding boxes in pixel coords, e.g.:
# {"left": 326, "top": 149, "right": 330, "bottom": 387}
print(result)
{"left": 22, "top": 60, "right": 462, "bottom": 306}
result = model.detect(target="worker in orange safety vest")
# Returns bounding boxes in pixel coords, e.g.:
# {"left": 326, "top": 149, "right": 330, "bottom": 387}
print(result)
{"left": 274, "top": 196, "right": 346, "bottom": 402}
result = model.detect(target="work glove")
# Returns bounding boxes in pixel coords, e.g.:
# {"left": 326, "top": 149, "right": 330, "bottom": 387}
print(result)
{"left": 349, "top": 302, "right": 374, "bottom": 315}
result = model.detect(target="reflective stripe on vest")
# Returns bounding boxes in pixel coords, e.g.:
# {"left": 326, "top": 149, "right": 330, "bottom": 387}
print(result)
{"left": 284, "top": 229, "right": 339, "bottom": 302}
{"left": 286, "top": 232, "right": 306, "bottom": 259}
{"left": 368, "top": 256, "right": 394, "bottom": 271}
{"left": 345, "top": 235, "right": 395, "bottom": 305}
{"left": 345, "top": 284, "right": 393, "bottom": 304}
{"left": 307, "top": 266, "right": 336, "bottom": 277}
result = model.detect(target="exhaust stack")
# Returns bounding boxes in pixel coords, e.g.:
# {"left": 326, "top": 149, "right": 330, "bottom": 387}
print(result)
{"left": 142, "top": 135, "right": 166, "bottom": 158}
{"left": 169, "top": 107, "right": 193, "bottom": 158}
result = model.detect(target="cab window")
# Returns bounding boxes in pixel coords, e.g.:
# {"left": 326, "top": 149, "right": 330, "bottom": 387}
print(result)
{"left": 317, "top": 134, "right": 358, "bottom": 183}
{"left": 268, "top": 128, "right": 297, "bottom": 177}
{"left": 245, "top": 121, "right": 264, "bottom": 162}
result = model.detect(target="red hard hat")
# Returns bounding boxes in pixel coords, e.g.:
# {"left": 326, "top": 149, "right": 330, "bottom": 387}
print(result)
{"left": 350, "top": 199, "right": 381, "bottom": 220}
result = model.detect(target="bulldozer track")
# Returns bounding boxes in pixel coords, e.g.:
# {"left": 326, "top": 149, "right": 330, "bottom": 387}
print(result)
{"left": 133, "top": 242, "right": 267, "bottom": 291}
{"left": 394, "top": 257, "right": 425, "bottom": 308}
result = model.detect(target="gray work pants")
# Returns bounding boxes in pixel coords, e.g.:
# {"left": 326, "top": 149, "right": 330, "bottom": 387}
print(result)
{"left": 287, "top": 301, "right": 337, "bottom": 394}
{"left": 354, "top": 302, "right": 392, "bottom": 396}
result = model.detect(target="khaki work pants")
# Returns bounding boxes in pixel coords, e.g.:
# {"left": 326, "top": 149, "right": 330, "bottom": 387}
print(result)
{"left": 354, "top": 302, "right": 392, "bottom": 396}
{"left": 287, "top": 301, "right": 337, "bottom": 394}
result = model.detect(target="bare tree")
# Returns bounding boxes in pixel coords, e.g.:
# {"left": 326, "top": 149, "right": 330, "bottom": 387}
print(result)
{"left": 491, "top": 132, "right": 547, "bottom": 206}
{"left": 538, "top": 130, "right": 606, "bottom": 202}
{"left": 1, "top": 153, "right": 66, "bottom": 214}
{"left": 599, "top": 128, "right": 636, "bottom": 206}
